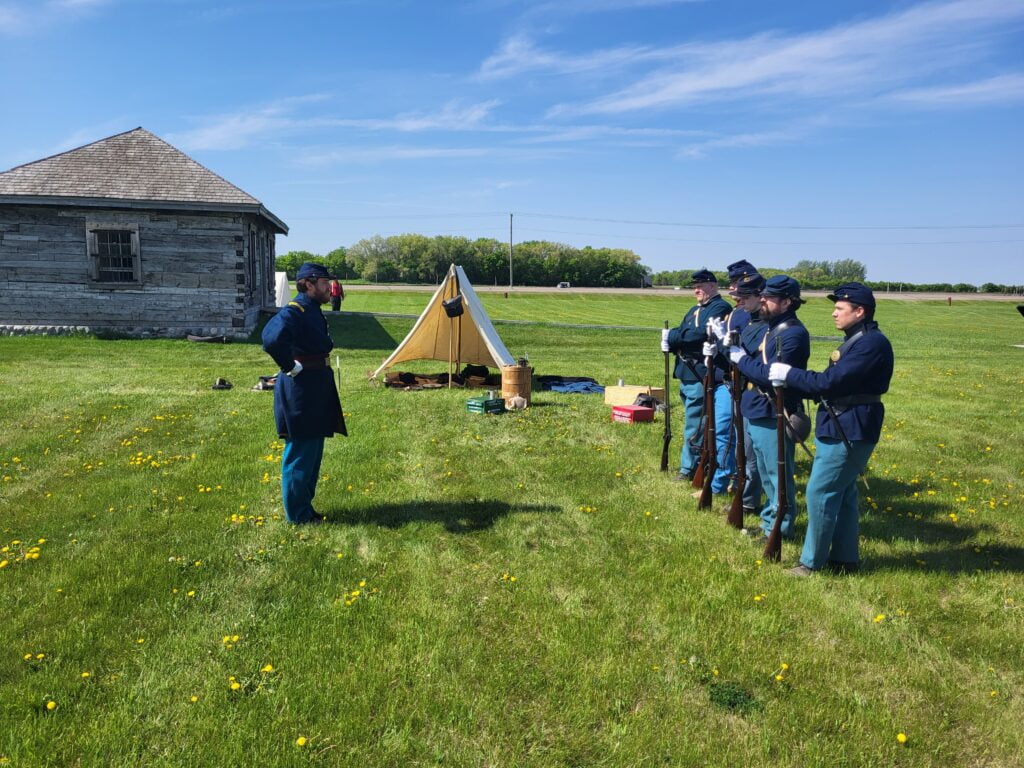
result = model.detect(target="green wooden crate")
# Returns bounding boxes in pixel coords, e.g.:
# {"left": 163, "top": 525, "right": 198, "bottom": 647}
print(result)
{"left": 466, "top": 397, "right": 506, "bottom": 414}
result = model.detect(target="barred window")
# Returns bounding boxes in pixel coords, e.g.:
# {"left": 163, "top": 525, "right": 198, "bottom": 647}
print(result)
{"left": 88, "top": 226, "right": 140, "bottom": 284}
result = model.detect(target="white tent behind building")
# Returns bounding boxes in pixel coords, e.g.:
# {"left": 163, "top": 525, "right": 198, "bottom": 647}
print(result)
{"left": 275, "top": 272, "right": 291, "bottom": 307}
{"left": 372, "top": 264, "right": 514, "bottom": 378}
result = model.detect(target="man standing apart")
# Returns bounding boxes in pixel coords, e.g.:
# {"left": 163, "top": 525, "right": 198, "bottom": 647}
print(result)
{"left": 262, "top": 262, "right": 346, "bottom": 524}
{"left": 768, "top": 283, "right": 893, "bottom": 575}
{"left": 662, "top": 269, "right": 732, "bottom": 482}
{"left": 329, "top": 279, "right": 344, "bottom": 312}
{"left": 719, "top": 276, "right": 810, "bottom": 541}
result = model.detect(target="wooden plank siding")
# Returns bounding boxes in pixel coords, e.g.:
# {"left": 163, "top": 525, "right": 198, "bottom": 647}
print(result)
{"left": 0, "top": 204, "right": 278, "bottom": 337}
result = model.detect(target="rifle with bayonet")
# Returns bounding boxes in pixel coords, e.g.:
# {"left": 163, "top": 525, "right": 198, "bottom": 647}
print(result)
{"left": 726, "top": 330, "right": 746, "bottom": 529}
{"left": 661, "top": 320, "right": 672, "bottom": 472}
{"left": 696, "top": 328, "right": 718, "bottom": 509}
{"left": 764, "top": 343, "right": 787, "bottom": 562}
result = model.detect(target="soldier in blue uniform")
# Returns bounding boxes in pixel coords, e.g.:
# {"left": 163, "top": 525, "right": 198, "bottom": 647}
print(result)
{"left": 722, "top": 263, "right": 766, "bottom": 516}
{"left": 768, "top": 282, "right": 894, "bottom": 575}
{"left": 261, "top": 262, "right": 346, "bottom": 524}
{"left": 715, "top": 275, "right": 810, "bottom": 541}
{"left": 661, "top": 268, "right": 732, "bottom": 484}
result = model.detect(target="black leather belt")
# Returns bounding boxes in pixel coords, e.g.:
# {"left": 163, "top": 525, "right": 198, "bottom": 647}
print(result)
{"left": 295, "top": 355, "right": 329, "bottom": 370}
{"left": 830, "top": 394, "right": 881, "bottom": 407}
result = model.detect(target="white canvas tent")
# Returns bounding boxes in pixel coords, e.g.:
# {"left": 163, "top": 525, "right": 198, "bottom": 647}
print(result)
{"left": 372, "top": 264, "right": 515, "bottom": 379}
{"left": 275, "top": 272, "right": 291, "bottom": 307}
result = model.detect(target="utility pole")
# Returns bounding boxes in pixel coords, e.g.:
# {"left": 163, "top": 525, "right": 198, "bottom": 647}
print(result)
{"left": 508, "top": 213, "right": 514, "bottom": 288}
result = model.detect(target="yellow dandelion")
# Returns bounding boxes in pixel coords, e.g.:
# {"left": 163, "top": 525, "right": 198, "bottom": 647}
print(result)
{"left": 46, "top": 700, "right": 57, "bottom": 711}
{"left": 296, "top": 736, "right": 308, "bottom": 747}
{"left": 81, "top": 671, "right": 91, "bottom": 678}
{"left": 190, "top": 695, "right": 199, "bottom": 703}
{"left": 896, "top": 732, "right": 908, "bottom": 744}
{"left": 230, "top": 681, "right": 241, "bottom": 691}
{"left": 873, "top": 614, "right": 885, "bottom": 623}
{"left": 260, "top": 664, "right": 274, "bottom": 673}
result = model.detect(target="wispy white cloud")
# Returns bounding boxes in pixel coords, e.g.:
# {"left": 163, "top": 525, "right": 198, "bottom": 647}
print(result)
{"left": 887, "top": 73, "right": 1024, "bottom": 107}
{"left": 50, "top": 0, "right": 112, "bottom": 8}
{"left": 676, "top": 120, "right": 825, "bottom": 159}
{"left": 538, "top": 0, "right": 1024, "bottom": 116}
{"left": 170, "top": 97, "right": 506, "bottom": 151}
{"left": 296, "top": 146, "right": 496, "bottom": 165}
{"left": 0, "top": 5, "right": 23, "bottom": 32}
{"left": 295, "top": 144, "right": 572, "bottom": 166}
{"left": 0, "top": 0, "right": 113, "bottom": 35}
{"left": 333, "top": 99, "right": 504, "bottom": 132}
{"left": 517, "top": 124, "right": 706, "bottom": 144}
{"left": 478, "top": 33, "right": 675, "bottom": 80}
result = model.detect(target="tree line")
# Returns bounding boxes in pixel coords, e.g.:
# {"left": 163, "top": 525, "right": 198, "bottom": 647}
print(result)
{"left": 275, "top": 234, "right": 649, "bottom": 288}
{"left": 276, "top": 239, "right": 1022, "bottom": 293}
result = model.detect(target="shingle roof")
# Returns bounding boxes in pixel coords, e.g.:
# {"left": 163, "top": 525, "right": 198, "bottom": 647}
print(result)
{"left": 0, "top": 127, "right": 287, "bottom": 233}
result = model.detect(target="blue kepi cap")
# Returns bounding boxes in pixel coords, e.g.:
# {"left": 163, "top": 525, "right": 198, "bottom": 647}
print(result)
{"left": 827, "top": 281, "right": 876, "bottom": 308}
{"left": 731, "top": 272, "right": 766, "bottom": 296}
{"left": 760, "top": 274, "right": 802, "bottom": 301}
{"left": 726, "top": 260, "right": 758, "bottom": 282}
{"left": 688, "top": 268, "right": 719, "bottom": 286}
{"left": 296, "top": 262, "right": 337, "bottom": 280}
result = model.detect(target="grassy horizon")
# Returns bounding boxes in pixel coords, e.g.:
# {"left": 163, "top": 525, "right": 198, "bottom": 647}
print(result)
{"left": 1, "top": 295, "right": 1022, "bottom": 767}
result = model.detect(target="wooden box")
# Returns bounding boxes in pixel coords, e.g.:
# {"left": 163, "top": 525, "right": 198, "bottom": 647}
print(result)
{"left": 603, "top": 385, "right": 666, "bottom": 407}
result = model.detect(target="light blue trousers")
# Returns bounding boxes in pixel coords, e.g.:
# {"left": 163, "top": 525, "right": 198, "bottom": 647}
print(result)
{"left": 678, "top": 380, "right": 735, "bottom": 488}
{"left": 281, "top": 437, "right": 325, "bottom": 524}
{"left": 679, "top": 380, "right": 704, "bottom": 477}
{"left": 800, "top": 437, "right": 876, "bottom": 570}
{"left": 741, "top": 418, "right": 763, "bottom": 511}
{"left": 747, "top": 418, "right": 797, "bottom": 537}
{"left": 711, "top": 383, "right": 736, "bottom": 494}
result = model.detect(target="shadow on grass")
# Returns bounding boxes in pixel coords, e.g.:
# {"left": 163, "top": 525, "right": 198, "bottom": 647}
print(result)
{"left": 853, "top": 477, "right": 1024, "bottom": 574}
{"left": 328, "top": 313, "right": 397, "bottom": 350}
{"left": 241, "top": 312, "right": 399, "bottom": 350}
{"left": 328, "top": 499, "right": 559, "bottom": 533}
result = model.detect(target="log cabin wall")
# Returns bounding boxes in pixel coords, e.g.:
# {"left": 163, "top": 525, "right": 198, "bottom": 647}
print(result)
{"left": 0, "top": 203, "right": 276, "bottom": 337}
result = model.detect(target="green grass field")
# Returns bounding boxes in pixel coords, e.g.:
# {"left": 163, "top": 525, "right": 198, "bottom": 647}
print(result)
{"left": 1, "top": 293, "right": 1022, "bottom": 767}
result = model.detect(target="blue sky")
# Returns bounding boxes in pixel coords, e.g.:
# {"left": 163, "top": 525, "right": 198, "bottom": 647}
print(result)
{"left": 1, "top": 0, "right": 1022, "bottom": 283}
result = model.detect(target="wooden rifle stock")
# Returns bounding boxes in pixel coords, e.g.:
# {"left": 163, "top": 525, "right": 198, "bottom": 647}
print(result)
{"left": 763, "top": 345, "right": 787, "bottom": 562}
{"left": 726, "top": 332, "right": 746, "bottom": 529}
{"left": 697, "top": 330, "right": 717, "bottom": 509}
{"left": 661, "top": 321, "right": 672, "bottom": 472}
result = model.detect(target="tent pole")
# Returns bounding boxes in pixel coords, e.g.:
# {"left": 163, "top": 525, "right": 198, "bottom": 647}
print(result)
{"left": 448, "top": 269, "right": 455, "bottom": 389}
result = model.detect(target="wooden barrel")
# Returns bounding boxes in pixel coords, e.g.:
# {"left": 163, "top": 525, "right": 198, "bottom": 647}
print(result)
{"left": 501, "top": 364, "right": 533, "bottom": 405}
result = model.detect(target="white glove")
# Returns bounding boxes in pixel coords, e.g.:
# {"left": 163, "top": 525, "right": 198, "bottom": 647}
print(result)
{"left": 769, "top": 362, "right": 792, "bottom": 387}
{"left": 728, "top": 346, "right": 746, "bottom": 364}
{"left": 660, "top": 328, "right": 670, "bottom": 353}
{"left": 286, "top": 360, "right": 304, "bottom": 378}
{"left": 702, "top": 341, "right": 717, "bottom": 358}
{"left": 707, "top": 317, "right": 728, "bottom": 342}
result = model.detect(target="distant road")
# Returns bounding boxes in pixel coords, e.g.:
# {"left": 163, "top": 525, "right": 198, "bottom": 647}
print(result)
{"left": 348, "top": 284, "right": 1022, "bottom": 301}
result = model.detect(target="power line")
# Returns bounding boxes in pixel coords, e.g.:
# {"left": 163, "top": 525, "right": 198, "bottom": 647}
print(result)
{"left": 286, "top": 209, "right": 1024, "bottom": 231}
{"left": 516, "top": 212, "right": 1024, "bottom": 231}
{"left": 517, "top": 226, "right": 1024, "bottom": 247}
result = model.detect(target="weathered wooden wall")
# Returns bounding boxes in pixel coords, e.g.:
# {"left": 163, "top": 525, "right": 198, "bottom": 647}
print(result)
{"left": 0, "top": 204, "right": 278, "bottom": 336}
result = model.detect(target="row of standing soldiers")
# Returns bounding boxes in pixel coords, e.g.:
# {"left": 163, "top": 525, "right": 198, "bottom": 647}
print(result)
{"left": 662, "top": 261, "right": 894, "bottom": 575}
